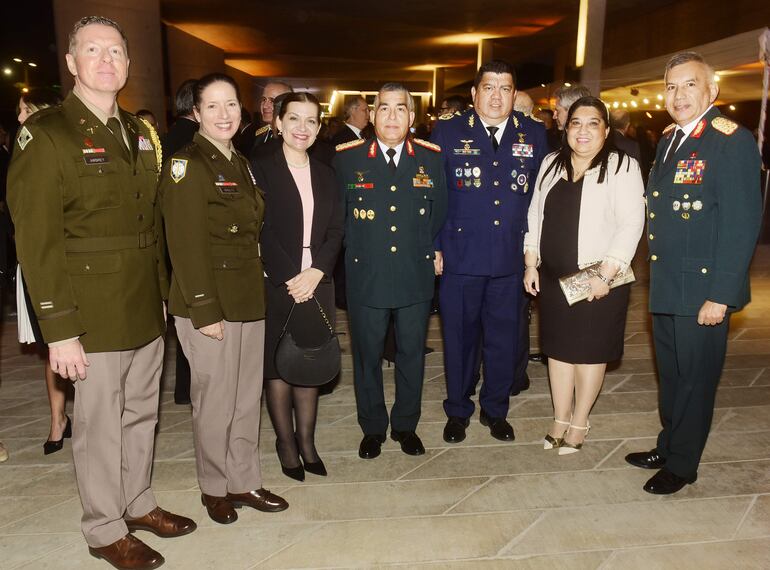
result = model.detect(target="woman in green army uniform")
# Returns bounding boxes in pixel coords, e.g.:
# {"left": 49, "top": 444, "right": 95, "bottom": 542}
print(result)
{"left": 159, "top": 73, "right": 288, "bottom": 525}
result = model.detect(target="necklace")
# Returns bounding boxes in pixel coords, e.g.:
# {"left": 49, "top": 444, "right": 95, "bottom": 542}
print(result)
{"left": 286, "top": 156, "right": 309, "bottom": 168}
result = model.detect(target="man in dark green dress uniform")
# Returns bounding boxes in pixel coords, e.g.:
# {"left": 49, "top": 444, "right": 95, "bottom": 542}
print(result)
{"left": 8, "top": 16, "right": 195, "bottom": 570}
{"left": 333, "top": 83, "right": 447, "bottom": 459}
{"left": 625, "top": 52, "right": 762, "bottom": 494}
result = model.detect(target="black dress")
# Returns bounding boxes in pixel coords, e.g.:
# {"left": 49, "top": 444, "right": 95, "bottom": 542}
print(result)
{"left": 538, "top": 177, "right": 630, "bottom": 364}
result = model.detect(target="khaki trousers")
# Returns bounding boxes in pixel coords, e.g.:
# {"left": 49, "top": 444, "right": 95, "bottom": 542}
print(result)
{"left": 175, "top": 318, "right": 264, "bottom": 496}
{"left": 73, "top": 336, "right": 164, "bottom": 548}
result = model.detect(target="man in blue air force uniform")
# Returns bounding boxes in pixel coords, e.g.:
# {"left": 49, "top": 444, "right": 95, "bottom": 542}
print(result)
{"left": 432, "top": 60, "right": 547, "bottom": 443}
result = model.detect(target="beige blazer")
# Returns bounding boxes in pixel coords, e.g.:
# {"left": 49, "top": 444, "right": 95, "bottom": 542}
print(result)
{"left": 524, "top": 152, "right": 645, "bottom": 271}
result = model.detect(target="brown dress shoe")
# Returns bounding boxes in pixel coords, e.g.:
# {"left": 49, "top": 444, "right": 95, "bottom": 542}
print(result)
{"left": 125, "top": 507, "right": 197, "bottom": 538}
{"left": 88, "top": 534, "right": 164, "bottom": 570}
{"left": 226, "top": 488, "right": 288, "bottom": 512}
{"left": 200, "top": 494, "right": 238, "bottom": 525}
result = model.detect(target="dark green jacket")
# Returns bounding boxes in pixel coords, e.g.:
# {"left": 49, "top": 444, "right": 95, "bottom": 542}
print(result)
{"left": 7, "top": 92, "right": 167, "bottom": 352}
{"left": 160, "top": 133, "right": 266, "bottom": 327}
{"left": 333, "top": 138, "right": 448, "bottom": 308}
{"left": 647, "top": 107, "right": 761, "bottom": 315}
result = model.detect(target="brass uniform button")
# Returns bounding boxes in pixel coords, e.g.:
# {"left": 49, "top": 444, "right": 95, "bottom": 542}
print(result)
{"left": 493, "top": 181, "right": 499, "bottom": 187}
{"left": 652, "top": 191, "right": 659, "bottom": 197}
{"left": 683, "top": 194, "right": 689, "bottom": 199}
{"left": 425, "top": 254, "right": 431, "bottom": 259}
{"left": 701, "top": 267, "right": 708, "bottom": 274}
{"left": 651, "top": 254, "right": 658, "bottom": 261}
{"left": 649, "top": 234, "right": 654, "bottom": 240}
{"left": 649, "top": 212, "right": 655, "bottom": 219}
{"left": 390, "top": 246, "right": 397, "bottom": 253}
{"left": 494, "top": 200, "right": 500, "bottom": 206}
{"left": 493, "top": 220, "right": 500, "bottom": 226}
{"left": 419, "top": 208, "right": 426, "bottom": 215}
{"left": 390, "top": 226, "right": 397, "bottom": 232}
{"left": 493, "top": 161, "right": 499, "bottom": 166}
{"left": 390, "top": 185, "right": 397, "bottom": 192}
{"left": 390, "top": 205, "right": 396, "bottom": 212}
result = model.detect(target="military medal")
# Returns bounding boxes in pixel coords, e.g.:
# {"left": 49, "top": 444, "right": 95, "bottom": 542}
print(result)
{"left": 228, "top": 224, "right": 239, "bottom": 234}
{"left": 517, "top": 174, "right": 527, "bottom": 186}
{"left": 472, "top": 166, "right": 481, "bottom": 178}
{"left": 693, "top": 200, "right": 703, "bottom": 211}
{"left": 353, "top": 208, "right": 360, "bottom": 219}
{"left": 511, "top": 183, "right": 518, "bottom": 191}
{"left": 366, "top": 210, "right": 375, "bottom": 220}
{"left": 672, "top": 201, "right": 681, "bottom": 211}
{"left": 674, "top": 159, "right": 706, "bottom": 184}
{"left": 413, "top": 166, "right": 433, "bottom": 188}
{"left": 453, "top": 139, "right": 481, "bottom": 156}
{"left": 455, "top": 168, "right": 463, "bottom": 178}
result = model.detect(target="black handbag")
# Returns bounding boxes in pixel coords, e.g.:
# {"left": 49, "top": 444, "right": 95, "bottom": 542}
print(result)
{"left": 274, "top": 296, "right": 341, "bottom": 386}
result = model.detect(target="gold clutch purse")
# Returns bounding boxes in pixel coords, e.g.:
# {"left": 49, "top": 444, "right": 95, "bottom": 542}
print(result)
{"left": 558, "top": 262, "right": 635, "bottom": 306}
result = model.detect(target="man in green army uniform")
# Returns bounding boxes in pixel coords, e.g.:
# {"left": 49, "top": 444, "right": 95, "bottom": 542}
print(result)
{"left": 333, "top": 83, "right": 447, "bottom": 460}
{"left": 8, "top": 16, "right": 195, "bottom": 570}
{"left": 625, "top": 52, "right": 762, "bottom": 494}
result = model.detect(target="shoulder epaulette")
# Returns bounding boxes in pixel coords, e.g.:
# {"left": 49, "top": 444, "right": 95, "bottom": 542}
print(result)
{"left": 528, "top": 113, "right": 543, "bottom": 123}
{"left": 438, "top": 112, "right": 455, "bottom": 121}
{"left": 412, "top": 138, "right": 441, "bottom": 153}
{"left": 254, "top": 124, "right": 270, "bottom": 137}
{"left": 662, "top": 123, "right": 677, "bottom": 136}
{"left": 335, "top": 138, "right": 366, "bottom": 152}
{"left": 711, "top": 116, "right": 738, "bottom": 136}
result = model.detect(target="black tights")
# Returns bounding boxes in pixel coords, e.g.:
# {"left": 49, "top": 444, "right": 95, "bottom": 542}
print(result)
{"left": 265, "top": 378, "right": 320, "bottom": 468}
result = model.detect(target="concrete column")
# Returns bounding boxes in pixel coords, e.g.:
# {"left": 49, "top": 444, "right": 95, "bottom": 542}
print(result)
{"left": 578, "top": 0, "right": 607, "bottom": 97}
{"left": 432, "top": 67, "right": 445, "bottom": 110}
{"left": 477, "top": 39, "right": 494, "bottom": 69}
{"left": 53, "top": 0, "right": 166, "bottom": 128}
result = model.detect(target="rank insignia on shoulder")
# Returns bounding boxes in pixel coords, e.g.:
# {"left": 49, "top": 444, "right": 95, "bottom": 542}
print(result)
{"left": 16, "top": 126, "right": 33, "bottom": 150}
{"left": 439, "top": 113, "right": 455, "bottom": 120}
{"left": 335, "top": 138, "right": 366, "bottom": 152}
{"left": 413, "top": 138, "right": 441, "bottom": 152}
{"left": 254, "top": 125, "right": 270, "bottom": 137}
{"left": 170, "top": 158, "right": 188, "bottom": 183}
{"left": 711, "top": 116, "right": 738, "bottom": 135}
{"left": 662, "top": 123, "right": 677, "bottom": 136}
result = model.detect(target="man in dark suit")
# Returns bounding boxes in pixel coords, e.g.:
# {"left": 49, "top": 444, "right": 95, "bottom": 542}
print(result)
{"left": 610, "top": 108, "right": 641, "bottom": 162}
{"left": 333, "top": 83, "right": 448, "bottom": 460}
{"left": 625, "top": 52, "right": 762, "bottom": 494}
{"left": 161, "top": 79, "right": 198, "bottom": 159}
{"left": 248, "top": 81, "right": 293, "bottom": 156}
{"left": 332, "top": 95, "right": 369, "bottom": 147}
{"left": 431, "top": 60, "right": 547, "bottom": 444}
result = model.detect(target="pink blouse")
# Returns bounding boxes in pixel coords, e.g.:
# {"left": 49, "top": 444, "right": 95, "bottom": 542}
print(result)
{"left": 287, "top": 164, "right": 314, "bottom": 271}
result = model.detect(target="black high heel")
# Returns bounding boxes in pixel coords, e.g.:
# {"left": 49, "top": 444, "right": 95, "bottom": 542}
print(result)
{"left": 296, "top": 435, "right": 327, "bottom": 477}
{"left": 275, "top": 440, "right": 304, "bottom": 482}
{"left": 43, "top": 415, "right": 72, "bottom": 455}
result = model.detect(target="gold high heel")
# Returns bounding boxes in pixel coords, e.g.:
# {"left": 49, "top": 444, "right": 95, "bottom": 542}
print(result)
{"left": 543, "top": 419, "right": 571, "bottom": 450}
{"left": 558, "top": 423, "right": 590, "bottom": 455}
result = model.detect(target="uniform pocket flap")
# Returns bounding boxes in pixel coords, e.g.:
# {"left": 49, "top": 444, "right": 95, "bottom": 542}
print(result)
{"left": 681, "top": 258, "right": 712, "bottom": 273}
{"left": 66, "top": 252, "right": 122, "bottom": 275}
{"left": 212, "top": 256, "right": 245, "bottom": 270}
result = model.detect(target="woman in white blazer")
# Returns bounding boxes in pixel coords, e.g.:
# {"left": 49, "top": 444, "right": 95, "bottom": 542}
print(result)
{"left": 523, "top": 96, "right": 645, "bottom": 454}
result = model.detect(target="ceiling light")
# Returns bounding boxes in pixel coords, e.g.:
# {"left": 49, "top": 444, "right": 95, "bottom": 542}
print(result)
{"left": 729, "top": 105, "right": 736, "bottom": 111}
{"left": 612, "top": 102, "right": 619, "bottom": 108}
{"left": 564, "top": 82, "right": 572, "bottom": 87}
{"left": 645, "top": 112, "right": 653, "bottom": 119}
{"left": 2, "top": 67, "right": 11, "bottom": 76}
{"left": 655, "top": 104, "right": 661, "bottom": 109}
{"left": 630, "top": 101, "right": 638, "bottom": 108}
{"left": 12, "top": 58, "right": 21, "bottom": 63}
{"left": 713, "top": 74, "right": 720, "bottom": 82}
{"left": 642, "top": 98, "right": 649, "bottom": 104}
{"left": 27, "top": 62, "right": 37, "bottom": 67}
{"left": 656, "top": 94, "right": 663, "bottom": 101}
{"left": 575, "top": 0, "right": 588, "bottom": 68}
{"left": 622, "top": 102, "right": 628, "bottom": 108}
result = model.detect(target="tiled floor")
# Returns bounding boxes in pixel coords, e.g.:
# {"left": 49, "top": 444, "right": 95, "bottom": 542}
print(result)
{"left": 1, "top": 246, "right": 770, "bottom": 569}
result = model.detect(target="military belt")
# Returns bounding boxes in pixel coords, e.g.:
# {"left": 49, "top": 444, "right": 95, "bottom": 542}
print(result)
{"left": 64, "top": 229, "right": 157, "bottom": 253}
{"left": 209, "top": 243, "right": 261, "bottom": 259}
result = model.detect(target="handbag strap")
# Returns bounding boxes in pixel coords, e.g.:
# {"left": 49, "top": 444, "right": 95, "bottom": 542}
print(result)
{"left": 280, "top": 296, "right": 334, "bottom": 336}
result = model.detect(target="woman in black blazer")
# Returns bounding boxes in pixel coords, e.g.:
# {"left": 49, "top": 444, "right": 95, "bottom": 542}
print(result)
{"left": 252, "top": 92, "right": 344, "bottom": 481}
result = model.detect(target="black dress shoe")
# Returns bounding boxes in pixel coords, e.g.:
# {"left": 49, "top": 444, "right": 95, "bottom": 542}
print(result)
{"left": 43, "top": 415, "right": 72, "bottom": 455}
{"left": 643, "top": 468, "right": 696, "bottom": 495}
{"left": 625, "top": 449, "right": 666, "bottom": 470}
{"left": 358, "top": 434, "right": 386, "bottom": 459}
{"left": 276, "top": 441, "right": 304, "bottom": 482}
{"left": 443, "top": 417, "right": 469, "bottom": 443}
{"left": 390, "top": 430, "right": 425, "bottom": 455}
{"left": 479, "top": 410, "right": 515, "bottom": 441}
